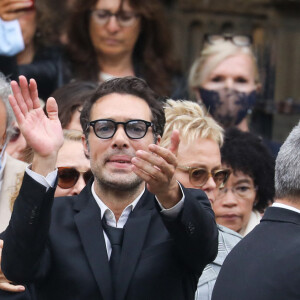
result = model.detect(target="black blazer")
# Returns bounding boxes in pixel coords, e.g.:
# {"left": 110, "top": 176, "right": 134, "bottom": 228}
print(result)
{"left": 212, "top": 207, "right": 300, "bottom": 300}
{"left": 2, "top": 173, "right": 218, "bottom": 300}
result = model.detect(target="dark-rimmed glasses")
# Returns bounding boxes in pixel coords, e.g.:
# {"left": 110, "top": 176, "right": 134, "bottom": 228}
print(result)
{"left": 58, "top": 167, "right": 93, "bottom": 189}
{"left": 89, "top": 119, "right": 153, "bottom": 140}
{"left": 204, "top": 33, "right": 252, "bottom": 47}
{"left": 177, "top": 166, "right": 231, "bottom": 188}
{"left": 90, "top": 9, "right": 140, "bottom": 27}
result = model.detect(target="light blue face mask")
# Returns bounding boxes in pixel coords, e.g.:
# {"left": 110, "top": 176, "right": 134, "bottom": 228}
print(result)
{"left": 0, "top": 19, "right": 25, "bottom": 56}
{"left": 0, "top": 141, "right": 8, "bottom": 171}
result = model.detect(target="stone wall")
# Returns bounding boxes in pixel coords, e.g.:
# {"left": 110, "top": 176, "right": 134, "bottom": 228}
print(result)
{"left": 165, "top": 0, "right": 300, "bottom": 142}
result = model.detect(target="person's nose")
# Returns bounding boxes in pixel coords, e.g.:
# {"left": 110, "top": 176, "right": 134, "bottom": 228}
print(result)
{"left": 219, "top": 188, "right": 238, "bottom": 207}
{"left": 202, "top": 175, "right": 217, "bottom": 193}
{"left": 105, "top": 15, "right": 121, "bottom": 33}
{"left": 111, "top": 126, "right": 129, "bottom": 149}
{"left": 224, "top": 78, "right": 234, "bottom": 90}
{"left": 71, "top": 175, "right": 86, "bottom": 195}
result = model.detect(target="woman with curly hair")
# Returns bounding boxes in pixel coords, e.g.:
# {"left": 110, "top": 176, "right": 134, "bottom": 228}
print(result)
{"left": 214, "top": 128, "right": 275, "bottom": 236}
{"left": 65, "top": 0, "right": 185, "bottom": 98}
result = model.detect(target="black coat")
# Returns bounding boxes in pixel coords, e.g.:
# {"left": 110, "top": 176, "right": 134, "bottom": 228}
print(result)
{"left": 212, "top": 207, "right": 300, "bottom": 300}
{"left": 2, "top": 173, "right": 218, "bottom": 300}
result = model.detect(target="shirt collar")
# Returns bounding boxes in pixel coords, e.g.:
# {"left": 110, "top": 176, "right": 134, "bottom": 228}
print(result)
{"left": 272, "top": 202, "right": 300, "bottom": 214}
{"left": 91, "top": 181, "right": 145, "bottom": 225}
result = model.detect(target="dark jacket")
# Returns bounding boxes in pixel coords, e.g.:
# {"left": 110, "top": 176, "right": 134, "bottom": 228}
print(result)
{"left": 2, "top": 173, "right": 218, "bottom": 300}
{"left": 212, "top": 207, "right": 300, "bottom": 300}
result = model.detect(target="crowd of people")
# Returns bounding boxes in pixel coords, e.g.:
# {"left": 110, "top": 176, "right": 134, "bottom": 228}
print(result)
{"left": 0, "top": 0, "right": 299, "bottom": 300}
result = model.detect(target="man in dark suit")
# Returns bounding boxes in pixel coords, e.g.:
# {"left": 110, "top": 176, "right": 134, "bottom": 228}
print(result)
{"left": 212, "top": 121, "right": 300, "bottom": 300}
{"left": 1, "top": 76, "right": 218, "bottom": 300}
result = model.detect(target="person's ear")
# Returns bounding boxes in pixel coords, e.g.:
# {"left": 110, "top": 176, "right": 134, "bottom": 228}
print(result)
{"left": 82, "top": 135, "right": 90, "bottom": 159}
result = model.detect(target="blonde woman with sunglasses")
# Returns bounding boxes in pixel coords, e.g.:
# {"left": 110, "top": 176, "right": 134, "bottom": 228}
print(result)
{"left": 161, "top": 99, "right": 242, "bottom": 300}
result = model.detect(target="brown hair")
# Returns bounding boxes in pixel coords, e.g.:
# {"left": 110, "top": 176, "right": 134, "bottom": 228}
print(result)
{"left": 66, "top": 0, "right": 180, "bottom": 96}
{"left": 80, "top": 76, "right": 165, "bottom": 141}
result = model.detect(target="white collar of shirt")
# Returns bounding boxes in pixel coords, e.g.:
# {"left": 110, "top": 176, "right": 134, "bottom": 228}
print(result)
{"left": 91, "top": 181, "right": 145, "bottom": 228}
{"left": 272, "top": 202, "right": 300, "bottom": 214}
{"left": 0, "top": 151, "right": 7, "bottom": 189}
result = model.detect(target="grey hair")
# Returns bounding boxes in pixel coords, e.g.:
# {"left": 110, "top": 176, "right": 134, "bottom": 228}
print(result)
{"left": 275, "top": 121, "right": 300, "bottom": 201}
{"left": 0, "top": 73, "right": 15, "bottom": 142}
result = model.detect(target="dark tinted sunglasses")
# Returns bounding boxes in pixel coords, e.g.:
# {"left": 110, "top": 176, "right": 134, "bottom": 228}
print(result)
{"left": 57, "top": 167, "right": 93, "bottom": 189}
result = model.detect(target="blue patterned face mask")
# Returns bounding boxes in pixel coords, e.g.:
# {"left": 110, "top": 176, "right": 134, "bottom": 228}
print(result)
{"left": 0, "top": 141, "right": 8, "bottom": 172}
{"left": 198, "top": 87, "right": 257, "bottom": 129}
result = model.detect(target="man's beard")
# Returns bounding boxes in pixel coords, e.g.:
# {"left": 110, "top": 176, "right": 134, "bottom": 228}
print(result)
{"left": 94, "top": 171, "right": 144, "bottom": 193}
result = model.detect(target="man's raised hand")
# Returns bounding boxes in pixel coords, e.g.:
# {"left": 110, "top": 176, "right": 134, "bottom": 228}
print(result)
{"left": 9, "top": 76, "right": 64, "bottom": 175}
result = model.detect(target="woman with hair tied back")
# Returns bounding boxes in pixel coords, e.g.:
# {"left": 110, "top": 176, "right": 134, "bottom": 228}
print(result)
{"left": 189, "top": 34, "right": 260, "bottom": 132}
{"left": 188, "top": 33, "right": 280, "bottom": 156}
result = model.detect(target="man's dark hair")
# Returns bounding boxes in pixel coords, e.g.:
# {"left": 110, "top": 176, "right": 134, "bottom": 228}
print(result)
{"left": 80, "top": 77, "right": 165, "bottom": 141}
{"left": 221, "top": 128, "right": 275, "bottom": 212}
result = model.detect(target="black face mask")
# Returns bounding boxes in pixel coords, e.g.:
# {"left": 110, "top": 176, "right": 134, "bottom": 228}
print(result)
{"left": 198, "top": 87, "right": 257, "bottom": 129}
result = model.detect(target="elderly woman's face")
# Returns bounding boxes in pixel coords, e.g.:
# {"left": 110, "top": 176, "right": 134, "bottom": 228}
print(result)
{"left": 212, "top": 170, "right": 257, "bottom": 233}
{"left": 175, "top": 137, "right": 222, "bottom": 204}
{"left": 201, "top": 54, "right": 257, "bottom": 93}
{"left": 89, "top": 0, "right": 141, "bottom": 59}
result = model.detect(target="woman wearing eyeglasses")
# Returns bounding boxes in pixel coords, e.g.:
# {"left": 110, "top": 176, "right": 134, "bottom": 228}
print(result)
{"left": 160, "top": 99, "right": 242, "bottom": 300}
{"left": 9, "top": 129, "right": 92, "bottom": 202}
{"left": 214, "top": 128, "right": 275, "bottom": 236}
{"left": 64, "top": 0, "right": 186, "bottom": 98}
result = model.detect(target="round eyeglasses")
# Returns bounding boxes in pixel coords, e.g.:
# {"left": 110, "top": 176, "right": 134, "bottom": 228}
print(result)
{"left": 204, "top": 33, "right": 252, "bottom": 47}
{"left": 177, "top": 166, "right": 231, "bottom": 188}
{"left": 217, "top": 184, "right": 257, "bottom": 200}
{"left": 89, "top": 119, "right": 153, "bottom": 139}
{"left": 90, "top": 9, "right": 140, "bottom": 27}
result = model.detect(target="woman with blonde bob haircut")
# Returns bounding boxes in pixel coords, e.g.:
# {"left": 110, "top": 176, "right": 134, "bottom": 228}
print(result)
{"left": 161, "top": 99, "right": 241, "bottom": 300}
{"left": 188, "top": 36, "right": 261, "bottom": 132}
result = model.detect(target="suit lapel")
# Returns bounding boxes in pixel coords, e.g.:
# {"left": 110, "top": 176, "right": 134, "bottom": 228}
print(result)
{"left": 74, "top": 185, "right": 113, "bottom": 300}
{"left": 115, "top": 190, "right": 155, "bottom": 300}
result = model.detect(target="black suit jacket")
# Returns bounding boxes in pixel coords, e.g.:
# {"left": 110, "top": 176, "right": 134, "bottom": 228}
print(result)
{"left": 2, "top": 173, "right": 218, "bottom": 300}
{"left": 212, "top": 207, "right": 300, "bottom": 300}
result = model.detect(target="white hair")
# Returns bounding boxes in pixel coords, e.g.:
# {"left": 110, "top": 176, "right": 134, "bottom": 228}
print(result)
{"left": 275, "top": 121, "right": 300, "bottom": 201}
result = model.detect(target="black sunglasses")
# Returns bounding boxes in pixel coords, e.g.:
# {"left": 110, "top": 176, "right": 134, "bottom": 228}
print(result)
{"left": 89, "top": 119, "right": 153, "bottom": 139}
{"left": 57, "top": 167, "right": 93, "bottom": 189}
{"left": 177, "top": 166, "right": 231, "bottom": 188}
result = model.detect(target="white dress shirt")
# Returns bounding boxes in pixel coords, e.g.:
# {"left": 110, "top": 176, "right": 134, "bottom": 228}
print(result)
{"left": 272, "top": 202, "right": 300, "bottom": 214}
